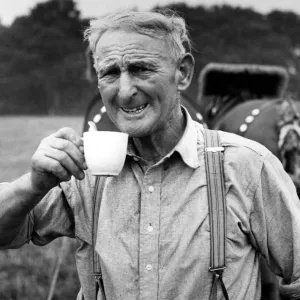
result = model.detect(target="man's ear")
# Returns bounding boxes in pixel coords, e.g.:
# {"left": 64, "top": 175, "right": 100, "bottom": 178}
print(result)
{"left": 176, "top": 53, "right": 195, "bottom": 91}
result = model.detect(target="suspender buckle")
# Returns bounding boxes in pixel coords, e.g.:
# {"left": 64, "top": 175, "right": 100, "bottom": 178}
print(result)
{"left": 205, "top": 146, "right": 225, "bottom": 152}
{"left": 209, "top": 266, "right": 226, "bottom": 274}
{"left": 93, "top": 272, "right": 102, "bottom": 284}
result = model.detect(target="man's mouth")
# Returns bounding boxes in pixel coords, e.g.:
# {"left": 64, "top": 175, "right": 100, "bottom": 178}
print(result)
{"left": 121, "top": 104, "right": 148, "bottom": 114}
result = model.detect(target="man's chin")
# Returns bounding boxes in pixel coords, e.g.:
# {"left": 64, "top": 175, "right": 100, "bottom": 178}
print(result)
{"left": 120, "top": 126, "right": 153, "bottom": 139}
{"left": 115, "top": 120, "right": 150, "bottom": 137}
{"left": 126, "top": 131, "right": 150, "bottom": 139}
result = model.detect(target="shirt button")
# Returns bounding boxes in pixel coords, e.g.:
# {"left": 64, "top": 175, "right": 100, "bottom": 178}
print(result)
{"left": 148, "top": 186, "right": 154, "bottom": 193}
{"left": 146, "top": 264, "right": 153, "bottom": 271}
{"left": 147, "top": 225, "right": 153, "bottom": 232}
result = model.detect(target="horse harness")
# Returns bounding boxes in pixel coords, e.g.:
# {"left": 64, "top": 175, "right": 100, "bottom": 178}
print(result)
{"left": 234, "top": 101, "right": 271, "bottom": 137}
{"left": 90, "top": 129, "right": 229, "bottom": 300}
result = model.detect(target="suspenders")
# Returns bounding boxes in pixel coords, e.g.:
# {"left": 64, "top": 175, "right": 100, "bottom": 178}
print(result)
{"left": 204, "top": 129, "right": 229, "bottom": 300}
{"left": 91, "top": 128, "right": 229, "bottom": 300}
{"left": 92, "top": 176, "right": 106, "bottom": 300}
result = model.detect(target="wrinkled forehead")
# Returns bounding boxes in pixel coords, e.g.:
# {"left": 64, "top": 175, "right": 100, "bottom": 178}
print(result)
{"left": 94, "top": 29, "right": 173, "bottom": 65}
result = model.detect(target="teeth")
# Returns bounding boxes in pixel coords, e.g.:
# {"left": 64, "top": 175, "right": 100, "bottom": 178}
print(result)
{"left": 122, "top": 104, "right": 147, "bottom": 114}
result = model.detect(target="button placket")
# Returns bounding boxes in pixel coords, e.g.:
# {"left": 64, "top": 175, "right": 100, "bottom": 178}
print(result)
{"left": 139, "top": 167, "right": 161, "bottom": 299}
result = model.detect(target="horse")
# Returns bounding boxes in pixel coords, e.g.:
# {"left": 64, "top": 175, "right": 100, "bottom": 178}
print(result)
{"left": 215, "top": 98, "right": 300, "bottom": 190}
{"left": 196, "top": 62, "right": 300, "bottom": 196}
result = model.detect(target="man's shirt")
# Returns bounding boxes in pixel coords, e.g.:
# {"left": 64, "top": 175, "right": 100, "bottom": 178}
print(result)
{"left": 2, "top": 109, "right": 300, "bottom": 300}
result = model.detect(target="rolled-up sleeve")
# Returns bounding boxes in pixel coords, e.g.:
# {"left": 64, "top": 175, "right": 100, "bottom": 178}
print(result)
{"left": 30, "top": 182, "right": 75, "bottom": 246}
{"left": 249, "top": 153, "right": 300, "bottom": 298}
{"left": 0, "top": 181, "right": 75, "bottom": 249}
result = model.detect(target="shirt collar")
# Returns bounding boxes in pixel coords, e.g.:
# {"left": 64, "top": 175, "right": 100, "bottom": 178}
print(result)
{"left": 127, "top": 106, "right": 201, "bottom": 169}
{"left": 173, "top": 106, "right": 200, "bottom": 168}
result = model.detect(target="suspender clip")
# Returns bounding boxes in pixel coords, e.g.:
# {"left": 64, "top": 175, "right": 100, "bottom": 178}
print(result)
{"left": 206, "top": 147, "right": 225, "bottom": 153}
{"left": 209, "top": 266, "right": 226, "bottom": 274}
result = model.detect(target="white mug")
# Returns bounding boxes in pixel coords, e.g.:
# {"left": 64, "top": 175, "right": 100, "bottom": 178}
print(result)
{"left": 83, "top": 131, "right": 128, "bottom": 176}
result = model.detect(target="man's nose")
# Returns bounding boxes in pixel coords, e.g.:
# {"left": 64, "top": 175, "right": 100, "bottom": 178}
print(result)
{"left": 118, "top": 72, "right": 137, "bottom": 101}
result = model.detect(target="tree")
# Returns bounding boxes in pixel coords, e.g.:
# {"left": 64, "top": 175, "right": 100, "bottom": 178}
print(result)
{"left": 1, "top": 2, "right": 300, "bottom": 114}
{"left": 0, "top": 0, "right": 90, "bottom": 114}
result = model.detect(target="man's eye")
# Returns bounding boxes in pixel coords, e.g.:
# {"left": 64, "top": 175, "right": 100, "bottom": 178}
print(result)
{"left": 130, "top": 65, "right": 149, "bottom": 74}
{"left": 102, "top": 68, "right": 120, "bottom": 77}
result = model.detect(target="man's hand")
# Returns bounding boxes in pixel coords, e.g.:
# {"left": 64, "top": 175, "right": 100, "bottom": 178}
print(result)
{"left": 31, "top": 127, "right": 87, "bottom": 194}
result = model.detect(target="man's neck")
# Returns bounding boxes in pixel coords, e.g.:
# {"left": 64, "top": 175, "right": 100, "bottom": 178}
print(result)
{"left": 132, "top": 107, "right": 186, "bottom": 166}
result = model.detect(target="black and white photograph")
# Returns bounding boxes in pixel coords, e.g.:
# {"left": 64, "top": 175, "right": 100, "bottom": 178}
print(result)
{"left": 1, "top": 0, "right": 300, "bottom": 299}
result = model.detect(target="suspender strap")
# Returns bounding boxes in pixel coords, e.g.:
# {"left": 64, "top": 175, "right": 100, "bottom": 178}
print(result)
{"left": 204, "top": 129, "right": 229, "bottom": 300}
{"left": 92, "top": 175, "right": 106, "bottom": 300}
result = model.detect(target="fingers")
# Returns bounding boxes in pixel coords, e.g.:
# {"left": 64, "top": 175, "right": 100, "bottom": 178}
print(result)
{"left": 41, "top": 135, "right": 86, "bottom": 172}
{"left": 51, "top": 127, "right": 83, "bottom": 149}
{"left": 32, "top": 127, "right": 88, "bottom": 185}
{"left": 42, "top": 147, "right": 85, "bottom": 180}
{"left": 32, "top": 153, "right": 72, "bottom": 182}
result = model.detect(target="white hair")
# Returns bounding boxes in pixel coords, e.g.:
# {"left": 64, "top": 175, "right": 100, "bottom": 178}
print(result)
{"left": 84, "top": 9, "right": 192, "bottom": 62}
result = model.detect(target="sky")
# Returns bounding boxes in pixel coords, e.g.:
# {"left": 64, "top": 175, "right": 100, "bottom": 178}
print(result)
{"left": 1, "top": 0, "right": 300, "bottom": 26}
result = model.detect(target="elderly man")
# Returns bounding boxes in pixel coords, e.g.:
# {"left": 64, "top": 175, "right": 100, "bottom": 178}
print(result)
{"left": 0, "top": 10, "right": 300, "bottom": 300}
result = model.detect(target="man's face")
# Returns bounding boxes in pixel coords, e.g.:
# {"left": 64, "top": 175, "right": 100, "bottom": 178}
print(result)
{"left": 94, "top": 30, "right": 181, "bottom": 137}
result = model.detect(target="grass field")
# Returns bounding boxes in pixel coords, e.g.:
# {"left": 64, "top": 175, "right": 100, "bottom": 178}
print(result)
{"left": 0, "top": 115, "right": 84, "bottom": 300}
